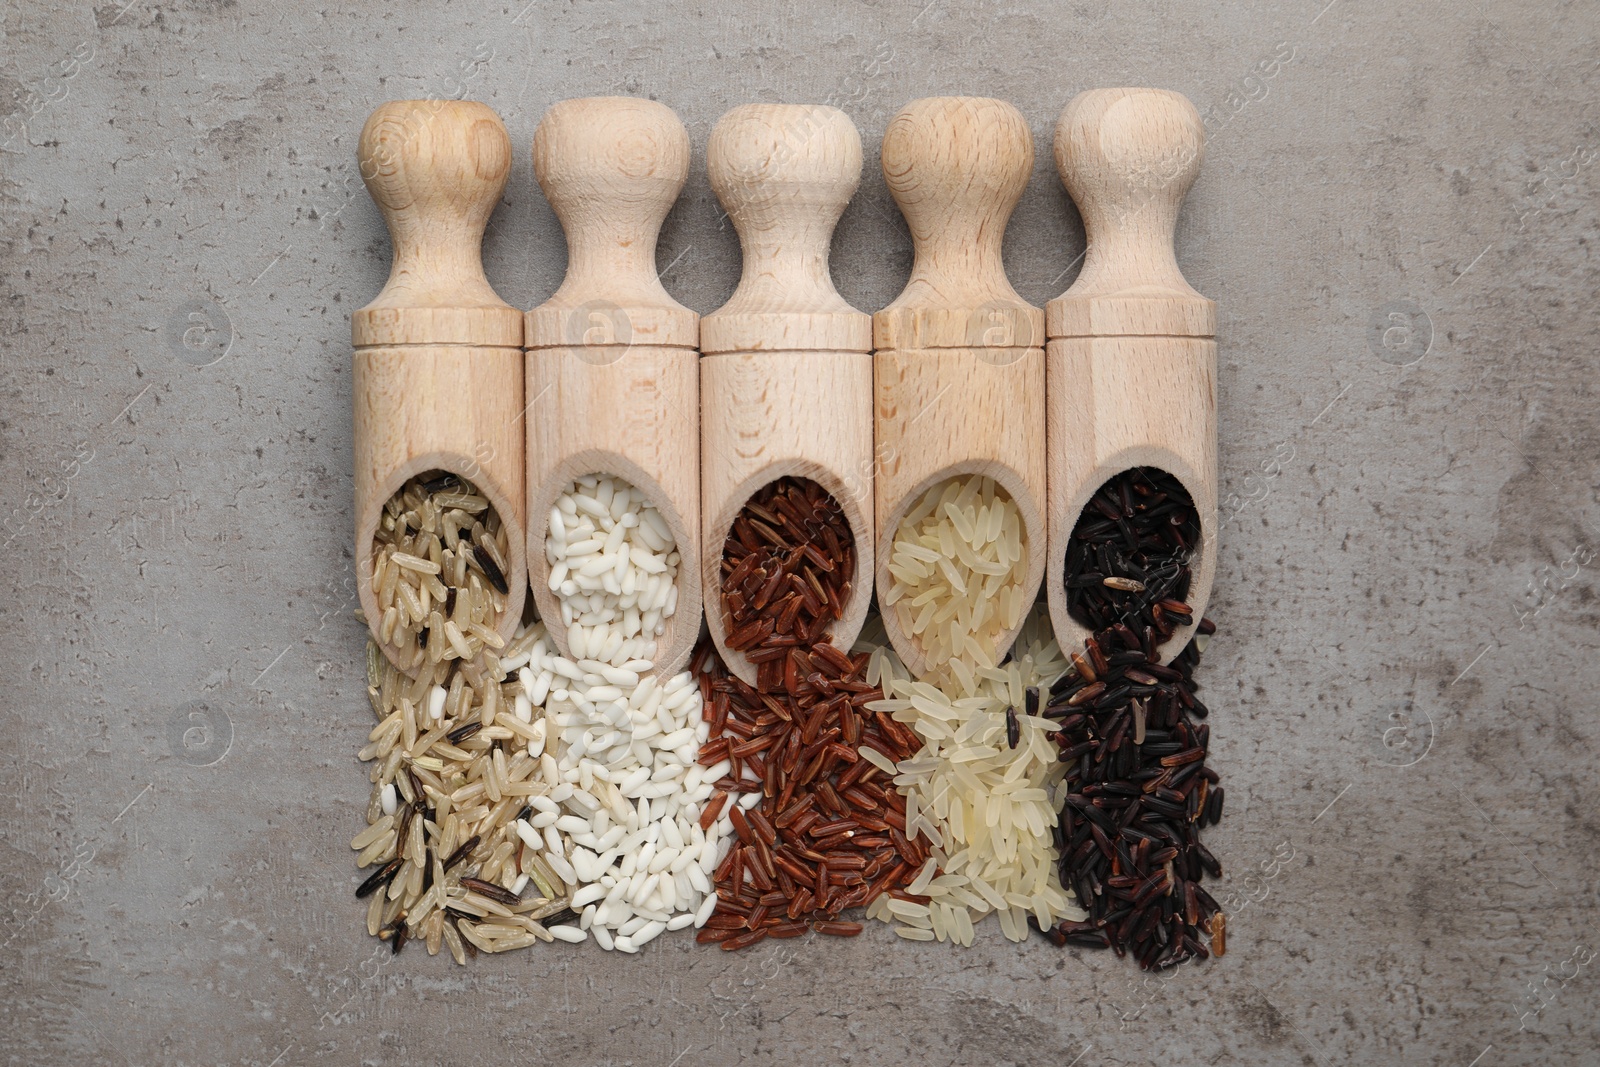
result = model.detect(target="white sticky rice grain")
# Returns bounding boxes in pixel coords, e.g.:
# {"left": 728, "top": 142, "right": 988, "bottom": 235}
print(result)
{"left": 507, "top": 617, "right": 736, "bottom": 951}
{"left": 545, "top": 474, "right": 681, "bottom": 667}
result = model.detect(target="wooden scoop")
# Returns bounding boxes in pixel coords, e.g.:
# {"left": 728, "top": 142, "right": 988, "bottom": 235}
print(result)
{"left": 872, "top": 96, "right": 1047, "bottom": 680}
{"left": 699, "top": 104, "right": 874, "bottom": 685}
{"left": 352, "top": 99, "right": 528, "bottom": 676}
{"left": 524, "top": 97, "right": 702, "bottom": 676}
{"left": 1044, "top": 88, "right": 1217, "bottom": 664}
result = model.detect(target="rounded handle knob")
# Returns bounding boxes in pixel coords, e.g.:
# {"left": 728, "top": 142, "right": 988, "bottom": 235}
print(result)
{"left": 528, "top": 96, "right": 696, "bottom": 348}
{"left": 354, "top": 100, "right": 519, "bottom": 346}
{"left": 702, "top": 104, "right": 868, "bottom": 353}
{"left": 875, "top": 97, "right": 1040, "bottom": 350}
{"left": 1050, "top": 88, "right": 1208, "bottom": 332}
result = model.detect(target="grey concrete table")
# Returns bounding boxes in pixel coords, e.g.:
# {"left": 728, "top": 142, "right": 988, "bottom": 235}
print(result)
{"left": 3, "top": 1, "right": 1596, "bottom": 1064}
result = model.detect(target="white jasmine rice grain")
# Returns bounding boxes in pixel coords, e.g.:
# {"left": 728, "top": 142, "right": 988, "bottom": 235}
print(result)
{"left": 884, "top": 475, "right": 1029, "bottom": 680}
{"left": 860, "top": 605, "right": 1088, "bottom": 945}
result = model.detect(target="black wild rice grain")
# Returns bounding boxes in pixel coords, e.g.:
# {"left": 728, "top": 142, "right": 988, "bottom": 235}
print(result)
{"left": 448, "top": 721, "right": 483, "bottom": 744}
{"left": 1064, "top": 467, "right": 1201, "bottom": 642}
{"left": 384, "top": 917, "right": 409, "bottom": 954}
{"left": 442, "top": 835, "right": 480, "bottom": 872}
{"left": 460, "top": 876, "right": 522, "bottom": 907}
{"left": 1044, "top": 467, "right": 1226, "bottom": 971}
{"left": 420, "top": 472, "right": 461, "bottom": 494}
{"left": 472, "top": 544, "right": 510, "bottom": 595}
{"left": 355, "top": 858, "right": 402, "bottom": 899}
{"left": 395, "top": 798, "right": 416, "bottom": 850}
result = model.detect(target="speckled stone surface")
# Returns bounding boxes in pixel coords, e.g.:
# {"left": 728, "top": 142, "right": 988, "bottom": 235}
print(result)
{"left": 2, "top": 1, "right": 1597, "bottom": 1064}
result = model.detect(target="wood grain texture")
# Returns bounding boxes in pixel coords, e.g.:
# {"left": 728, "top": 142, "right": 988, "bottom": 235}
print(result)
{"left": 1044, "top": 88, "right": 1218, "bottom": 664}
{"left": 525, "top": 97, "right": 698, "bottom": 350}
{"left": 873, "top": 96, "right": 1044, "bottom": 352}
{"left": 351, "top": 100, "right": 528, "bottom": 675}
{"left": 525, "top": 97, "right": 702, "bottom": 676}
{"left": 871, "top": 97, "right": 1047, "bottom": 679}
{"left": 700, "top": 104, "right": 873, "bottom": 683}
{"left": 352, "top": 99, "right": 524, "bottom": 347}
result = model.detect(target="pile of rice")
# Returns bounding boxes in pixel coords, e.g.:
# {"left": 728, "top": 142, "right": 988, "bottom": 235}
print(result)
{"left": 370, "top": 471, "right": 512, "bottom": 676}
{"left": 514, "top": 621, "right": 734, "bottom": 951}
{"left": 354, "top": 624, "right": 578, "bottom": 962}
{"left": 883, "top": 475, "right": 1030, "bottom": 679}
{"left": 862, "top": 606, "right": 1087, "bottom": 944}
{"left": 354, "top": 473, "right": 1093, "bottom": 956}
{"left": 354, "top": 615, "right": 736, "bottom": 958}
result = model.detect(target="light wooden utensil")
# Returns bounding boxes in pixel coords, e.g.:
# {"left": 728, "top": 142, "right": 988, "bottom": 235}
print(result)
{"left": 525, "top": 96, "right": 702, "bottom": 677}
{"left": 352, "top": 99, "right": 528, "bottom": 676}
{"left": 1044, "top": 88, "right": 1217, "bottom": 665}
{"left": 873, "top": 96, "right": 1047, "bottom": 679}
{"left": 699, "top": 104, "right": 874, "bottom": 684}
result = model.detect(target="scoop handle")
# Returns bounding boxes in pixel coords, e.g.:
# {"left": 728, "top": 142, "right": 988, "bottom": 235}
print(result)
{"left": 871, "top": 97, "right": 1047, "bottom": 680}
{"left": 1048, "top": 88, "right": 1213, "bottom": 340}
